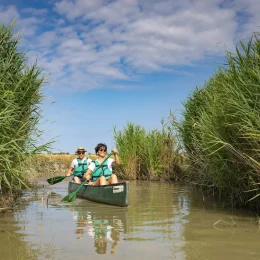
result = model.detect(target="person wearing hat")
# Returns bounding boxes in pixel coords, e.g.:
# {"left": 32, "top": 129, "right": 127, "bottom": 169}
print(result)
{"left": 83, "top": 143, "right": 120, "bottom": 186}
{"left": 67, "top": 147, "right": 92, "bottom": 184}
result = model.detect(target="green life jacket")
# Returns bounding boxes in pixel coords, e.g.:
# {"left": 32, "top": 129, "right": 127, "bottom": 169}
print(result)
{"left": 92, "top": 218, "right": 109, "bottom": 239}
{"left": 74, "top": 158, "right": 90, "bottom": 178}
{"left": 91, "top": 159, "right": 112, "bottom": 181}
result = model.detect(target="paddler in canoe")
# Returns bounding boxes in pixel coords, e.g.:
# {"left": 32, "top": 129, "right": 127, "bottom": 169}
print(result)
{"left": 67, "top": 146, "right": 93, "bottom": 184}
{"left": 83, "top": 143, "right": 120, "bottom": 186}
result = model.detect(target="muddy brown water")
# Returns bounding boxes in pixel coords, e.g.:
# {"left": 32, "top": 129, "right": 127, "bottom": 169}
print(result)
{"left": 0, "top": 181, "right": 259, "bottom": 260}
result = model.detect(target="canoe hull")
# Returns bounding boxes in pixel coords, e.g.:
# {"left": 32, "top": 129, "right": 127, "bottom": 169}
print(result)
{"left": 68, "top": 181, "right": 129, "bottom": 207}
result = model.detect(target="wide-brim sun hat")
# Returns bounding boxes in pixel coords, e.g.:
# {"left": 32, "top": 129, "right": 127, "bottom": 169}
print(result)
{"left": 75, "top": 146, "right": 87, "bottom": 153}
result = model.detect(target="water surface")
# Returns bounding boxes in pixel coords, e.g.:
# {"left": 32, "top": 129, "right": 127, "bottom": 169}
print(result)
{"left": 0, "top": 181, "right": 259, "bottom": 260}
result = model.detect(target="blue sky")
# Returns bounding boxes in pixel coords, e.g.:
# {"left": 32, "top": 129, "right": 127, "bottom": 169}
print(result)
{"left": 1, "top": 0, "right": 259, "bottom": 153}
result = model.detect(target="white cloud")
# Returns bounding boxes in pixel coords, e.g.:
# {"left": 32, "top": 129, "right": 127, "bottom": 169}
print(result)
{"left": 235, "top": 0, "right": 260, "bottom": 39}
{"left": 18, "top": 16, "right": 44, "bottom": 36}
{"left": 21, "top": 7, "right": 48, "bottom": 16}
{"left": 0, "top": 5, "right": 19, "bottom": 25}
{"left": 54, "top": 0, "right": 107, "bottom": 21}
{"left": 0, "top": 0, "right": 260, "bottom": 91}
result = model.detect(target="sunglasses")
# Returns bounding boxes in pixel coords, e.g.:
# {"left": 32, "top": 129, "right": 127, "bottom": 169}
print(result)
{"left": 99, "top": 148, "right": 107, "bottom": 152}
{"left": 78, "top": 152, "right": 85, "bottom": 154}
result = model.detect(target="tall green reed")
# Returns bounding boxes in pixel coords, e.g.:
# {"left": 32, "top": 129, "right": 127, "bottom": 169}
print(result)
{"left": 113, "top": 121, "right": 182, "bottom": 180}
{"left": 0, "top": 21, "right": 51, "bottom": 194}
{"left": 176, "top": 33, "right": 260, "bottom": 209}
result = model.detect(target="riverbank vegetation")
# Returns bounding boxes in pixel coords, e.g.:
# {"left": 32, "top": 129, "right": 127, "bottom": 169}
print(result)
{"left": 113, "top": 122, "right": 184, "bottom": 181}
{"left": 1, "top": 19, "right": 259, "bottom": 213}
{"left": 175, "top": 33, "right": 260, "bottom": 210}
{"left": 0, "top": 22, "right": 50, "bottom": 207}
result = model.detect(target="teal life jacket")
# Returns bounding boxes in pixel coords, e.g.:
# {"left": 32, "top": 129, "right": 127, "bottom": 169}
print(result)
{"left": 74, "top": 158, "right": 90, "bottom": 178}
{"left": 92, "top": 218, "right": 109, "bottom": 239}
{"left": 91, "top": 159, "right": 112, "bottom": 181}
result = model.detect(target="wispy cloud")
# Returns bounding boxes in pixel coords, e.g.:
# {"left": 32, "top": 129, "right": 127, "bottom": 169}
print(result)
{"left": 0, "top": 0, "right": 260, "bottom": 91}
{"left": 0, "top": 5, "right": 19, "bottom": 24}
{"left": 21, "top": 7, "right": 48, "bottom": 16}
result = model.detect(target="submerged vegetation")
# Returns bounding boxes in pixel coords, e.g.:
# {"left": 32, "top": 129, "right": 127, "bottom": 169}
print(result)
{"left": 176, "top": 33, "right": 260, "bottom": 209}
{"left": 113, "top": 122, "right": 183, "bottom": 181}
{"left": 0, "top": 22, "right": 50, "bottom": 204}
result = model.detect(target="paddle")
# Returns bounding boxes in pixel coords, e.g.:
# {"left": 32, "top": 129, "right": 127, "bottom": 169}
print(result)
{"left": 47, "top": 174, "right": 74, "bottom": 185}
{"left": 47, "top": 156, "right": 91, "bottom": 185}
{"left": 62, "top": 152, "right": 113, "bottom": 202}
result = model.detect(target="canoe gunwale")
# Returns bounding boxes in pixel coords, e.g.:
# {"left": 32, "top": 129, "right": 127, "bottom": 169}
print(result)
{"left": 69, "top": 181, "right": 128, "bottom": 187}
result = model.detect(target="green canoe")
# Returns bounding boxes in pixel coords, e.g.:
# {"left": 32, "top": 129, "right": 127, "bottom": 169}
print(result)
{"left": 68, "top": 181, "right": 129, "bottom": 207}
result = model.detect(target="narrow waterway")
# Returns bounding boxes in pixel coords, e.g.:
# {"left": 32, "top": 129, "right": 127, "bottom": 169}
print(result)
{"left": 0, "top": 180, "right": 259, "bottom": 260}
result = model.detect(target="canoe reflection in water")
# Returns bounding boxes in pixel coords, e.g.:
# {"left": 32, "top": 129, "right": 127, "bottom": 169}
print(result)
{"left": 71, "top": 202, "right": 128, "bottom": 254}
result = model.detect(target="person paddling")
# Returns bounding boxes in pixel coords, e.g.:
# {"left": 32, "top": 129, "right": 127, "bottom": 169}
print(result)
{"left": 67, "top": 147, "right": 92, "bottom": 184}
{"left": 84, "top": 143, "right": 120, "bottom": 186}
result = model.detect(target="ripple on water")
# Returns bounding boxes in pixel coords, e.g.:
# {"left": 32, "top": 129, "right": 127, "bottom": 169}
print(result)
{"left": 0, "top": 180, "right": 259, "bottom": 260}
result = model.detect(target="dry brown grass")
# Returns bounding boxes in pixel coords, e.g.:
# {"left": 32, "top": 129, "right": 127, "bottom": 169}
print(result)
{"left": 27, "top": 153, "right": 98, "bottom": 180}
{"left": 34, "top": 153, "right": 97, "bottom": 167}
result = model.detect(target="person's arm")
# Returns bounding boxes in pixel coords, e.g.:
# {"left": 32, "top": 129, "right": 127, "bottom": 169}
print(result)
{"left": 112, "top": 149, "right": 120, "bottom": 165}
{"left": 83, "top": 168, "right": 93, "bottom": 180}
{"left": 83, "top": 161, "right": 95, "bottom": 180}
{"left": 67, "top": 159, "right": 75, "bottom": 176}
{"left": 67, "top": 167, "right": 74, "bottom": 177}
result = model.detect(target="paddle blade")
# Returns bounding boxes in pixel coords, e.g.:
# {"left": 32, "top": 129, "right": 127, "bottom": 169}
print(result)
{"left": 47, "top": 176, "right": 67, "bottom": 185}
{"left": 69, "top": 194, "right": 77, "bottom": 202}
{"left": 62, "top": 191, "right": 77, "bottom": 202}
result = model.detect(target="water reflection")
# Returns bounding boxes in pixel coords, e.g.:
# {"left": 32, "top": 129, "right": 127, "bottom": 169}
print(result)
{"left": 0, "top": 180, "right": 259, "bottom": 260}
{"left": 68, "top": 201, "right": 128, "bottom": 255}
{"left": 0, "top": 198, "right": 58, "bottom": 260}
{"left": 126, "top": 181, "right": 190, "bottom": 259}
{"left": 183, "top": 190, "right": 260, "bottom": 260}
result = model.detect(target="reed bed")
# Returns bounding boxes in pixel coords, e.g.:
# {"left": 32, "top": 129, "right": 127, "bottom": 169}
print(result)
{"left": 0, "top": 22, "right": 50, "bottom": 197}
{"left": 113, "top": 122, "right": 183, "bottom": 181}
{"left": 176, "top": 33, "right": 260, "bottom": 210}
